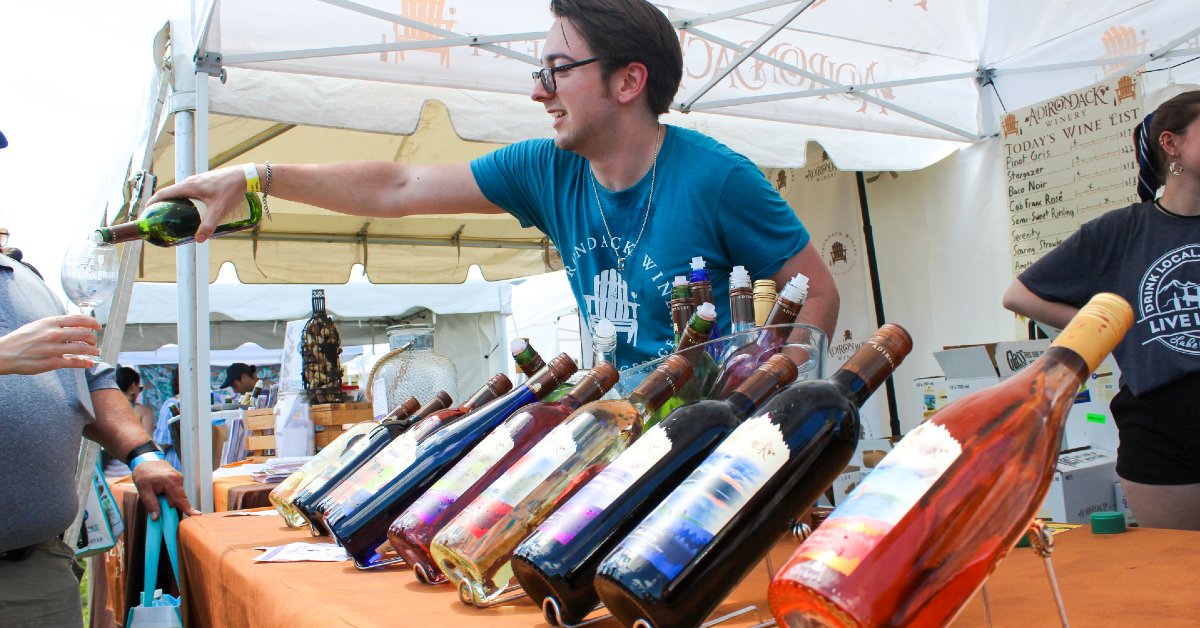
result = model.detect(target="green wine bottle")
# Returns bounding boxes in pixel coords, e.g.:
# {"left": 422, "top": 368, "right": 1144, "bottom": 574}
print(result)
{"left": 95, "top": 193, "right": 262, "bottom": 246}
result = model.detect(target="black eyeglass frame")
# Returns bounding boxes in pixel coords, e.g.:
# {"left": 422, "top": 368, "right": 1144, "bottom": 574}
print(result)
{"left": 532, "top": 57, "right": 600, "bottom": 94}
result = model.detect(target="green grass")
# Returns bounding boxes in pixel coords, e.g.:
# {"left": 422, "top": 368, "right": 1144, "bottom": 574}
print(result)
{"left": 80, "top": 560, "right": 90, "bottom": 624}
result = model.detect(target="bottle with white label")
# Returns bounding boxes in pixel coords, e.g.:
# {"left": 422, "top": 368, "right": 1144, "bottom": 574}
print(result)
{"left": 94, "top": 194, "right": 262, "bottom": 246}
{"left": 594, "top": 324, "right": 912, "bottom": 628}
{"left": 431, "top": 355, "right": 695, "bottom": 608}
{"left": 514, "top": 353, "right": 799, "bottom": 626}
{"left": 387, "top": 363, "right": 619, "bottom": 585}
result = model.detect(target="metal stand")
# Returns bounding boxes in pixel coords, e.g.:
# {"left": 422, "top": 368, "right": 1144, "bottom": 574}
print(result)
{"left": 543, "top": 600, "right": 612, "bottom": 628}
{"left": 1025, "top": 519, "right": 1070, "bottom": 628}
{"left": 459, "top": 581, "right": 528, "bottom": 608}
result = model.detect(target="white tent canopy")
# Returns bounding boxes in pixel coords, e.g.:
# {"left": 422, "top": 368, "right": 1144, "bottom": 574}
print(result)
{"left": 125, "top": 0, "right": 1198, "bottom": 511}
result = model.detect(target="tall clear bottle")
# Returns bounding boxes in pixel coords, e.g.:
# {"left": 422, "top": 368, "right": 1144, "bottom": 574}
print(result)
{"left": 430, "top": 354, "right": 694, "bottom": 608}
{"left": 292, "top": 393, "right": 454, "bottom": 534}
{"left": 94, "top": 193, "right": 262, "bottom": 246}
{"left": 513, "top": 354, "right": 799, "bottom": 626}
{"left": 387, "top": 363, "right": 620, "bottom": 584}
{"left": 769, "top": 295, "right": 1132, "bottom": 628}
{"left": 271, "top": 421, "right": 383, "bottom": 527}
{"left": 328, "top": 356, "right": 578, "bottom": 567}
{"left": 711, "top": 273, "right": 808, "bottom": 398}
{"left": 375, "top": 322, "right": 459, "bottom": 415}
{"left": 594, "top": 324, "right": 912, "bottom": 628}
{"left": 728, "top": 266, "right": 755, "bottom": 335}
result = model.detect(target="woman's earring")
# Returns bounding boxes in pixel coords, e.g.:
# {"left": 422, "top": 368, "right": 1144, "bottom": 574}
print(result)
{"left": 1170, "top": 161, "right": 1185, "bottom": 176}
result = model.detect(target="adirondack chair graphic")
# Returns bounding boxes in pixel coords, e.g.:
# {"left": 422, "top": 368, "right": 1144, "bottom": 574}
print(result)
{"left": 391, "top": 0, "right": 456, "bottom": 68}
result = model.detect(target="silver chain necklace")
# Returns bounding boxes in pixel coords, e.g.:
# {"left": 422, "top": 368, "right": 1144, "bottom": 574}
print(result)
{"left": 590, "top": 125, "right": 663, "bottom": 273}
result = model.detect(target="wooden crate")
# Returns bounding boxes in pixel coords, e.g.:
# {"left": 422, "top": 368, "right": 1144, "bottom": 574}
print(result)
{"left": 243, "top": 408, "right": 277, "bottom": 456}
{"left": 314, "top": 425, "right": 346, "bottom": 451}
{"left": 309, "top": 401, "right": 373, "bottom": 426}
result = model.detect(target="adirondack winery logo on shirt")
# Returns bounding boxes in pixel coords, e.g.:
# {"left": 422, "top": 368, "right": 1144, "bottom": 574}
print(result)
{"left": 1139, "top": 244, "right": 1200, "bottom": 354}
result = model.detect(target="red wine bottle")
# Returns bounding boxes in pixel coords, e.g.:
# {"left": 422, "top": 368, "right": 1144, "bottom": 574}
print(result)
{"left": 387, "top": 363, "right": 619, "bottom": 585}
{"left": 512, "top": 354, "right": 799, "bottom": 626}
{"left": 594, "top": 325, "right": 911, "bottom": 628}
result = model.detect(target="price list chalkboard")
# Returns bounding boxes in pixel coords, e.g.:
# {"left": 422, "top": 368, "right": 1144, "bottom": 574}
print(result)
{"left": 1004, "top": 75, "right": 1143, "bottom": 275}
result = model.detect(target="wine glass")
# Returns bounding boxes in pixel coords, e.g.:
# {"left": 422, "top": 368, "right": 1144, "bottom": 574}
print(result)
{"left": 60, "top": 237, "right": 119, "bottom": 366}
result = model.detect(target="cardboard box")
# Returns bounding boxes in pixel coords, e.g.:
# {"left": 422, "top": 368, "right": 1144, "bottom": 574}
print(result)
{"left": 1038, "top": 447, "right": 1119, "bottom": 523}
{"left": 817, "top": 465, "right": 861, "bottom": 508}
{"left": 933, "top": 345, "right": 1000, "bottom": 403}
{"left": 912, "top": 376, "right": 949, "bottom": 421}
{"left": 993, "top": 339, "right": 1050, "bottom": 378}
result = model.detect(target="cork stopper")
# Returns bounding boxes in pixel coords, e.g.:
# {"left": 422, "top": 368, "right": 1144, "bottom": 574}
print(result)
{"left": 1051, "top": 293, "right": 1133, "bottom": 372}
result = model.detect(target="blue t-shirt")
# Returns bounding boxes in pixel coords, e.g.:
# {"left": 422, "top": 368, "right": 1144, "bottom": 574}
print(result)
{"left": 472, "top": 125, "right": 809, "bottom": 369}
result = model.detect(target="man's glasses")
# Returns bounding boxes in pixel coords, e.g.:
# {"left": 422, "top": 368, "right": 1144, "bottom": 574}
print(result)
{"left": 532, "top": 57, "right": 599, "bottom": 94}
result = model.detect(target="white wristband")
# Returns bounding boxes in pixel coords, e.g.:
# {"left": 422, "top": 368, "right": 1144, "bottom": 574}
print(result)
{"left": 129, "top": 451, "right": 166, "bottom": 471}
{"left": 242, "top": 163, "right": 261, "bottom": 193}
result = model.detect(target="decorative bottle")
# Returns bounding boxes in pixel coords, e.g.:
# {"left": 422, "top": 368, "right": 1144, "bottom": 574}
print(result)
{"left": 387, "top": 363, "right": 620, "bottom": 585}
{"left": 594, "top": 324, "right": 912, "bottom": 628}
{"left": 327, "top": 355, "right": 578, "bottom": 568}
{"left": 513, "top": 354, "right": 799, "bottom": 626}
{"left": 768, "top": 295, "right": 1132, "bottom": 628}
{"left": 301, "top": 289, "right": 345, "bottom": 405}
{"left": 373, "top": 321, "right": 458, "bottom": 418}
{"left": 94, "top": 193, "right": 262, "bottom": 246}
{"left": 430, "top": 354, "right": 694, "bottom": 608}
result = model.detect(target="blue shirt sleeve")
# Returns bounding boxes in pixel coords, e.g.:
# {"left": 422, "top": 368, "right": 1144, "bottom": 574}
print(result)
{"left": 470, "top": 140, "right": 561, "bottom": 233}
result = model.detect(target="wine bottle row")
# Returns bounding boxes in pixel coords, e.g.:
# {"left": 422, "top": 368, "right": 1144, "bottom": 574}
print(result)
{"left": 265, "top": 265, "right": 1130, "bottom": 628}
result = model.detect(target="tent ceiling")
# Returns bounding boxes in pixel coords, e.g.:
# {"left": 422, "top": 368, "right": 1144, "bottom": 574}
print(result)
{"left": 195, "top": 0, "right": 1198, "bottom": 168}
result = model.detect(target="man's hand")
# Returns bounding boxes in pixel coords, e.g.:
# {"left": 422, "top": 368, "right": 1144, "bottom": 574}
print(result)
{"left": 132, "top": 460, "right": 201, "bottom": 521}
{"left": 0, "top": 315, "right": 101, "bottom": 375}
{"left": 148, "top": 166, "right": 250, "bottom": 244}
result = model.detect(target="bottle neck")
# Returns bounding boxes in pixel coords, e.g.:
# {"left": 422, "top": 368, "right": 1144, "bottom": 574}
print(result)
{"left": 98, "top": 222, "right": 143, "bottom": 244}
{"left": 629, "top": 365, "right": 691, "bottom": 416}
{"left": 677, "top": 315, "right": 716, "bottom": 353}
{"left": 524, "top": 357, "right": 578, "bottom": 399}
{"left": 513, "top": 345, "right": 546, "bottom": 377}
{"left": 592, "top": 339, "right": 616, "bottom": 366}
{"left": 559, "top": 371, "right": 611, "bottom": 410}
{"left": 461, "top": 376, "right": 510, "bottom": 411}
{"left": 830, "top": 342, "right": 902, "bottom": 407}
{"left": 765, "top": 294, "right": 804, "bottom": 326}
{"left": 413, "top": 392, "right": 452, "bottom": 419}
{"left": 723, "top": 364, "right": 793, "bottom": 418}
{"left": 382, "top": 397, "right": 422, "bottom": 423}
{"left": 729, "top": 287, "right": 755, "bottom": 334}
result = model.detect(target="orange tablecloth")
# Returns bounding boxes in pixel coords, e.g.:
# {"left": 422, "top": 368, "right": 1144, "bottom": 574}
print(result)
{"left": 212, "top": 474, "right": 279, "bottom": 512}
{"left": 176, "top": 513, "right": 1200, "bottom": 628}
{"left": 178, "top": 512, "right": 788, "bottom": 628}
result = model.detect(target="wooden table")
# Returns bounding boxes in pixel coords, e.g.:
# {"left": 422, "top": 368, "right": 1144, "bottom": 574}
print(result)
{"left": 175, "top": 512, "right": 1200, "bottom": 627}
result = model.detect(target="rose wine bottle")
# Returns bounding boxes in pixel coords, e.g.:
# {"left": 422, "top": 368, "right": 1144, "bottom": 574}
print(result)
{"left": 594, "top": 324, "right": 912, "bottom": 628}
{"left": 711, "top": 273, "right": 809, "bottom": 398}
{"left": 768, "top": 295, "right": 1132, "bottom": 628}
{"left": 95, "top": 193, "right": 263, "bottom": 246}
{"left": 513, "top": 354, "right": 799, "bottom": 626}
{"left": 431, "top": 355, "right": 695, "bottom": 607}
{"left": 387, "top": 363, "right": 620, "bottom": 585}
{"left": 296, "top": 379, "right": 506, "bottom": 534}
{"left": 328, "top": 356, "right": 578, "bottom": 568}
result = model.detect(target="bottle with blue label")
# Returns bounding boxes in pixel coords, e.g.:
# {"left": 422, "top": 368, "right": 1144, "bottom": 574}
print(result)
{"left": 594, "top": 324, "right": 912, "bottom": 628}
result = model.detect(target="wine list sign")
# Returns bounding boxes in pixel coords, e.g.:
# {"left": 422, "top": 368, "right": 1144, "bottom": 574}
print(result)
{"left": 1003, "top": 74, "right": 1142, "bottom": 275}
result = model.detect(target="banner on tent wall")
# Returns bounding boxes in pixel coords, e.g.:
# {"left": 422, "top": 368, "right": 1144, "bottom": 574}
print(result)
{"left": 1003, "top": 74, "right": 1142, "bottom": 276}
{"left": 765, "top": 145, "right": 883, "bottom": 438}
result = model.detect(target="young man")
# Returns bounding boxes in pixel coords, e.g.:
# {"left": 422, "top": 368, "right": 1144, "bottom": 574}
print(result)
{"left": 149, "top": 0, "right": 839, "bottom": 370}
{"left": 220, "top": 362, "right": 258, "bottom": 395}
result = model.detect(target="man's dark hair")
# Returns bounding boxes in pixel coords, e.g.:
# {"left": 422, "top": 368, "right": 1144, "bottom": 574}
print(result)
{"left": 1148, "top": 90, "right": 1200, "bottom": 185}
{"left": 170, "top": 370, "right": 180, "bottom": 396}
{"left": 116, "top": 366, "right": 141, "bottom": 394}
{"left": 550, "top": 0, "right": 683, "bottom": 116}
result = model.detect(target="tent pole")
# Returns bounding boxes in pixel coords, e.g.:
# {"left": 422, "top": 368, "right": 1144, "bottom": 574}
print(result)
{"left": 854, "top": 172, "right": 900, "bottom": 438}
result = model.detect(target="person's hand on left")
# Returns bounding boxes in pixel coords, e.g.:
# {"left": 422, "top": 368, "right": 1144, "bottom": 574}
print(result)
{"left": 132, "top": 460, "right": 201, "bottom": 520}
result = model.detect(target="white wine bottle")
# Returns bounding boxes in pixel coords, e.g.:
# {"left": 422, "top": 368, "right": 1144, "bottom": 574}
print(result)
{"left": 95, "top": 193, "right": 262, "bottom": 246}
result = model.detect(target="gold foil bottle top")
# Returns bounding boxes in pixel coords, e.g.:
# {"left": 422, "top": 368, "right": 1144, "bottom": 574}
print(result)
{"left": 1052, "top": 292, "right": 1133, "bottom": 372}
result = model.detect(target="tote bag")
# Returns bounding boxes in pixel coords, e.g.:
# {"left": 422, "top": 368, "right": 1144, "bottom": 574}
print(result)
{"left": 126, "top": 496, "right": 182, "bottom": 628}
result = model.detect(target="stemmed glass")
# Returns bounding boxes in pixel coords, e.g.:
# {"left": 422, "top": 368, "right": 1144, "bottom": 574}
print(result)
{"left": 60, "top": 236, "right": 119, "bottom": 366}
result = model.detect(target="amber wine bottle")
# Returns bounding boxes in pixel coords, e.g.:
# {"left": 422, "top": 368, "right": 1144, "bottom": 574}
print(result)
{"left": 386, "top": 363, "right": 619, "bottom": 585}
{"left": 430, "top": 354, "right": 694, "bottom": 608}
{"left": 768, "top": 294, "right": 1132, "bottom": 628}
{"left": 594, "top": 324, "right": 912, "bottom": 628}
{"left": 95, "top": 193, "right": 262, "bottom": 246}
